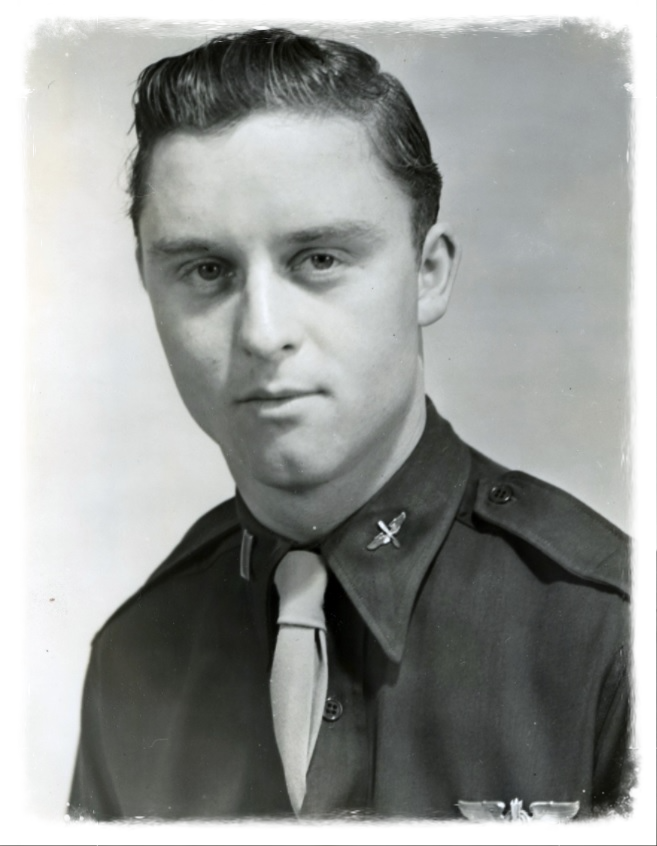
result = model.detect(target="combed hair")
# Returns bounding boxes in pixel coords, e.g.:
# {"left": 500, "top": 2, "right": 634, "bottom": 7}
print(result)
{"left": 129, "top": 28, "right": 442, "bottom": 251}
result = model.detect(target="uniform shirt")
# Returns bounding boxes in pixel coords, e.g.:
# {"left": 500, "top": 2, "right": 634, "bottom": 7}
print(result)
{"left": 69, "top": 401, "right": 631, "bottom": 821}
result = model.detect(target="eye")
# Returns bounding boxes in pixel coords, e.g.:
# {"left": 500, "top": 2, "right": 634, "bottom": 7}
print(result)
{"left": 308, "top": 253, "right": 336, "bottom": 271}
{"left": 292, "top": 251, "right": 344, "bottom": 278}
{"left": 182, "top": 258, "right": 237, "bottom": 292}
{"left": 196, "top": 261, "right": 225, "bottom": 281}
{"left": 290, "top": 249, "right": 347, "bottom": 286}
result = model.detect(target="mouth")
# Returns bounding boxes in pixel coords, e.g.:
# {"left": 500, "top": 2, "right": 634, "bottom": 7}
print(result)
{"left": 236, "top": 388, "right": 324, "bottom": 406}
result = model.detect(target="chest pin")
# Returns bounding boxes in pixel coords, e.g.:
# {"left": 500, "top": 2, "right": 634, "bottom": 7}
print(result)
{"left": 367, "top": 511, "right": 407, "bottom": 550}
{"left": 457, "top": 798, "right": 580, "bottom": 822}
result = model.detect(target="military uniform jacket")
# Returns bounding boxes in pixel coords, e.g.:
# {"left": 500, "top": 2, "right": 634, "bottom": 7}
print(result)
{"left": 69, "top": 401, "right": 631, "bottom": 821}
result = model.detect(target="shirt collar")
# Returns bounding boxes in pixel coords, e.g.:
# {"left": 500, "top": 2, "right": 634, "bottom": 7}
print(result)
{"left": 236, "top": 398, "right": 471, "bottom": 663}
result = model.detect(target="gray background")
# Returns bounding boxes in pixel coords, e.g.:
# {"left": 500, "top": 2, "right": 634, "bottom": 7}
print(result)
{"left": 26, "top": 20, "right": 631, "bottom": 818}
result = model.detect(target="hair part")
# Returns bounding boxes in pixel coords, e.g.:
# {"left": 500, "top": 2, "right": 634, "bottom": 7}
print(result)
{"left": 129, "top": 28, "right": 442, "bottom": 253}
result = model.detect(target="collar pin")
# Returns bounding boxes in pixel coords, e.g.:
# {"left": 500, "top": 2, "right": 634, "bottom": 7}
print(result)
{"left": 367, "top": 511, "right": 407, "bottom": 551}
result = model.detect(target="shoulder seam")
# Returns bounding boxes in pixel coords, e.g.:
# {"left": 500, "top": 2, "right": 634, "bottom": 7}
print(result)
{"left": 91, "top": 499, "right": 240, "bottom": 644}
{"left": 473, "top": 471, "right": 629, "bottom": 597}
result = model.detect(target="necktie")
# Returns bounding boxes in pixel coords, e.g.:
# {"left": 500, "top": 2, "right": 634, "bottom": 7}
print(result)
{"left": 270, "top": 550, "right": 328, "bottom": 816}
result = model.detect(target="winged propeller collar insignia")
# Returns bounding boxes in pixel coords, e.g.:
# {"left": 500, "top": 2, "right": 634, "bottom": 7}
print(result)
{"left": 367, "top": 512, "right": 407, "bottom": 551}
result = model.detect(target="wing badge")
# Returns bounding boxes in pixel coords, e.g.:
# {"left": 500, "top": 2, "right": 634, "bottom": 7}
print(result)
{"left": 457, "top": 798, "right": 580, "bottom": 822}
{"left": 366, "top": 511, "right": 407, "bottom": 550}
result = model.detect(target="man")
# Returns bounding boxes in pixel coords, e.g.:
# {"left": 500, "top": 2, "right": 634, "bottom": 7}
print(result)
{"left": 69, "top": 28, "right": 631, "bottom": 821}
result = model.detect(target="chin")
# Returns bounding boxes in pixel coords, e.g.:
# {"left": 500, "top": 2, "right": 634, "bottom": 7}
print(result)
{"left": 235, "top": 445, "right": 344, "bottom": 492}
{"left": 252, "top": 461, "right": 332, "bottom": 492}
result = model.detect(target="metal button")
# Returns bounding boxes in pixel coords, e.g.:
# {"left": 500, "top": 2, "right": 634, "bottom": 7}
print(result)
{"left": 323, "top": 697, "right": 343, "bottom": 722}
{"left": 488, "top": 483, "right": 515, "bottom": 504}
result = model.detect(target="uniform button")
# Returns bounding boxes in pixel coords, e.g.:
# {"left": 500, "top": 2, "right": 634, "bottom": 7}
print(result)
{"left": 488, "top": 483, "right": 515, "bottom": 504}
{"left": 323, "top": 697, "right": 343, "bottom": 722}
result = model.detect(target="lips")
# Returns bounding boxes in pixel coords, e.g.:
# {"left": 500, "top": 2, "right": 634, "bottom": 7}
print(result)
{"left": 237, "top": 387, "right": 322, "bottom": 404}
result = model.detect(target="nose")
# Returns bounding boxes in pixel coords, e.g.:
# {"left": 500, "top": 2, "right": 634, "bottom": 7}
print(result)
{"left": 236, "top": 262, "right": 302, "bottom": 360}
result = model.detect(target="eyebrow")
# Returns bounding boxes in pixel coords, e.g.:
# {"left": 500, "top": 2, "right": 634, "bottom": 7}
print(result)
{"left": 286, "top": 221, "right": 386, "bottom": 246}
{"left": 147, "top": 221, "right": 386, "bottom": 257}
{"left": 147, "top": 238, "right": 213, "bottom": 257}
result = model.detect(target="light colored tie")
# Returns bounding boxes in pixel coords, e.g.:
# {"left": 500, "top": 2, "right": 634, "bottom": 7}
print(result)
{"left": 270, "top": 550, "right": 328, "bottom": 816}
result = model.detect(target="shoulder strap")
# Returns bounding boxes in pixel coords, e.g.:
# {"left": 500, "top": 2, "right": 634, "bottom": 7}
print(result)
{"left": 473, "top": 471, "right": 630, "bottom": 597}
{"left": 92, "top": 498, "right": 240, "bottom": 643}
{"left": 145, "top": 498, "right": 239, "bottom": 585}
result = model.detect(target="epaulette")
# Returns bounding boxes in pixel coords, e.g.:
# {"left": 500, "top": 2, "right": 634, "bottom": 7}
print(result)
{"left": 145, "top": 497, "right": 240, "bottom": 585}
{"left": 472, "top": 470, "right": 630, "bottom": 598}
{"left": 91, "top": 497, "right": 240, "bottom": 644}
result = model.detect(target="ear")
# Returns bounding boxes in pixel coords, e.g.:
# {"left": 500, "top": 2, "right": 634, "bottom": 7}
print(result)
{"left": 135, "top": 242, "right": 147, "bottom": 289}
{"left": 417, "top": 222, "right": 460, "bottom": 327}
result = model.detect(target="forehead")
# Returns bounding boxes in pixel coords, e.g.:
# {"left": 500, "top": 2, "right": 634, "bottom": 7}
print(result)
{"left": 139, "top": 112, "right": 414, "bottom": 245}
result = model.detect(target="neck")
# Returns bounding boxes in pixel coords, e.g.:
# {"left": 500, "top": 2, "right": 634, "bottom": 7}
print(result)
{"left": 237, "top": 394, "right": 427, "bottom": 544}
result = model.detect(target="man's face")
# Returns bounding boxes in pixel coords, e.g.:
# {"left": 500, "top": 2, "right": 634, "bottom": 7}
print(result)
{"left": 138, "top": 112, "right": 439, "bottom": 494}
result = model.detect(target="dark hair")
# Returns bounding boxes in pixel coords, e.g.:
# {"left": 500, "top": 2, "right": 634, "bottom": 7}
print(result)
{"left": 129, "top": 28, "right": 442, "bottom": 252}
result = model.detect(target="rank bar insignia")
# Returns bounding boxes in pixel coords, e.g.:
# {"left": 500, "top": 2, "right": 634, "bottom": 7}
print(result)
{"left": 367, "top": 512, "right": 407, "bottom": 550}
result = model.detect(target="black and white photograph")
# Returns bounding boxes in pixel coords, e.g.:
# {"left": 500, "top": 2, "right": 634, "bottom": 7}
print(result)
{"left": 9, "top": 4, "right": 655, "bottom": 842}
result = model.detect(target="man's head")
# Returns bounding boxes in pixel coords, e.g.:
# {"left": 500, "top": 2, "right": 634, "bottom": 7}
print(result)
{"left": 134, "top": 29, "right": 459, "bottom": 534}
{"left": 129, "top": 28, "right": 442, "bottom": 255}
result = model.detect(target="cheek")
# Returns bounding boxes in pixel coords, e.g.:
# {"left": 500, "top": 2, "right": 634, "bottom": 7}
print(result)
{"left": 154, "top": 311, "right": 230, "bottom": 392}
{"left": 354, "top": 276, "right": 419, "bottom": 357}
{"left": 335, "top": 307, "right": 419, "bottom": 396}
